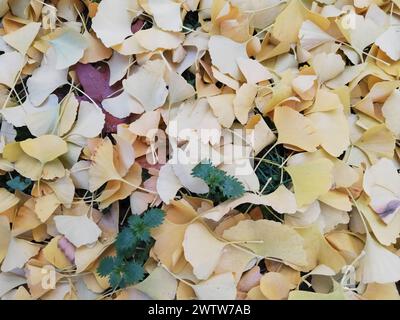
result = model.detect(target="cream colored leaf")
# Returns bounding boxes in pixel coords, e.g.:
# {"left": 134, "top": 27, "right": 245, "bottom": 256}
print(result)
{"left": 166, "top": 70, "right": 195, "bottom": 104}
{"left": 192, "top": 273, "right": 237, "bottom": 300}
{"left": 223, "top": 219, "right": 307, "bottom": 266}
{"left": 54, "top": 215, "right": 102, "bottom": 248}
{"left": 27, "top": 48, "right": 68, "bottom": 106}
{"left": 209, "top": 35, "right": 248, "bottom": 80}
{"left": 363, "top": 158, "right": 400, "bottom": 224}
{"left": 102, "top": 91, "right": 144, "bottom": 119}
{"left": 259, "top": 272, "right": 292, "bottom": 300}
{"left": 50, "top": 29, "right": 88, "bottom": 69}
{"left": 1, "top": 238, "right": 40, "bottom": 272}
{"left": 207, "top": 94, "right": 236, "bottom": 128}
{"left": 148, "top": 0, "right": 182, "bottom": 32}
{"left": 264, "top": 185, "right": 297, "bottom": 214}
{"left": 88, "top": 138, "right": 122, "bottom": 192}
{"left": 80, "top": 30, "right": 113, "bottom": 64}
{"left": 312, "top": 53, "right": 345, "bottom": 83}
{"left": 354, "top": 124, "right": 395, "bottom": 164}
{"left": 357, "top": 194, "right": 400, "bottom": 247}
{"left": 360, "top": 236, "right": 400, "bottom": 284}
{"left": 183, "top": 223, "right": 226, "bottom": 280}
{"left": 0, "top": 188, "right": 19, "bottom": 214}
{"left": 91, "top": 0, "right": 140, "bottom": 47}
{"left": 123, "top": 62, "right": 168, "bottom": 111}
{"left": 286, "top": 158, "right": 333, "bottom": 208}
{"left": 299, "top": 20, "right": 334, "bottom": 51}
{"left": 0, "top": 273, "right": 26, "bottom": 298}
{"left": 156, "top": 163, "right": 182, "bottom": 204}
{"left": 135, "top": 28, "right": 184, "bottom": 51}
{"left": 275, "top": 106, "right": 321, "bottom": 152}
{"left": 106, "top": 53, "right": 130, "bottom": 85}
{"left": 375, "top": 26, "right": 400, "bottom": 61}
{"left": 34, "top": 193, "right": 60, "bottom": 223}
{"left": 382, "top": 89, "right": 400, "bottom": 139}
{"left": 237, "top": 57, "right": 272, "bottom": 84}
{"left": 307, "top": 108, "right": 350, "bottom": 157}
{"left": 20, "top": 135, "right": 68, "bottom": 164}
{"left": 3, "top": 22, "right": 40, "bottom": 54}
{"left": 135, "top": 266, "right": 177, "bottom": 300}
{"left": 233, "top": 83, "right": 257, "bottom": 125}
{"left": 67, "top": 101, "right": 105, "bottom": 145}
{"left": 0, "top": 51, "right": 25, "bottom": 88}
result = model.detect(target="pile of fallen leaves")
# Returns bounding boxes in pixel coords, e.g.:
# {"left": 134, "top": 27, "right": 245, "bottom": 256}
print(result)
{"left": 0, "top": 0, "right": 399, "bottom": 300}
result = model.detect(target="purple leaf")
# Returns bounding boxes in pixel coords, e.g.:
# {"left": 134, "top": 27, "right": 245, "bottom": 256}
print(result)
{"left": 75, "top": 63, "right": 115, "bottom": 103}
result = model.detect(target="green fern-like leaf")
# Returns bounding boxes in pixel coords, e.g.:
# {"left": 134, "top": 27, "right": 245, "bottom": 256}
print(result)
{"left": 192, "top": 161, "right": 245, "bottom": 202}
{"left": 97, "top": 208, "right": 165, "bottom": 289}
{"left": 143, "top": 208, "right": 165, "bottom": 228}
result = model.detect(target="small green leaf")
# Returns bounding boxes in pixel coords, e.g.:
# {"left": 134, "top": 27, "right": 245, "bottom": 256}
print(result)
{"left": 143, "top": 208, "right": 165, "bottom": 228}
{"left": 192, "top": 161, "right": 245, "bottom": 202}
{"left": 6, "top": 176, "right": 32, "bottom": 192}
{"left": 109, "top": 271, "right": 122, "bottom": 288}
{"left": 97, "top": 256, "right": 115, "bottom": 277}
{"left": 124, "top": 261, "right": 145, "bottom": 285}
{"left": 128, "top": 215, "right": 150, "bottom": 242}
{"left": 115, "top": 228, "right": 136, "bottom": 255}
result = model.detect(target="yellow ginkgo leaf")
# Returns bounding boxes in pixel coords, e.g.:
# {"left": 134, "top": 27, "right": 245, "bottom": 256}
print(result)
{"left": 233, "top": 83, "right": 257, "bottom": 125}
{"left": 123, "top": 61, "right": 168, "bottom": 112}
{"left": 359, "top": 235, "right": 400, "bottom": 284}
{"left": 382, "top": 89, "right": 400, "bottom": 139}
{"left": 42, "top": 236, "right": 72, "bottom": 270}
{"left": 20, "top": 135, "right": 68, "bottom": 164}
{"left": 89, "top": 138, "right": 122, "bottom": 192}
{"left": 134, "top": 28, "right": 184, "bottom": 51}
{"left": 312, "top": 53, "right": 345, "bottom": 83}
{"left": 0, "top": 188, "right": 19, "bottom": 214}
{"left": 135, "top": 266, "right": 177, "bottom": 300}
{"left": 272, "top": 0, "right": 330, "bottom": 44}
{"left": 259, "top": 272, "right": 292, "bottom": 300}
{"left": 207, "top": 94, "right": 236, "bottom": 128}
{"left": 286, "top": 158, "right": 334, "bottom": 208}
{"left": 307, "top": 108, "right": 350, "bottom": 157}
{"left": 223, "top": 219, "right": 307, "bottom": 267}
{"left": 354, "top": 124, "right": 396, "bottom": 164}
{"left": 183, "top": 223, "right": 226, "bottom": 280}
{"left": 80, "top": 30, "right": 113, "bottom": 64}
{"left": 363, "top": 158, "right": 400, "bottom": 224}
{"left": 296, "top": 225, "right": 346, "bottom": 273}
{"left": 209, "top": 35, "right": 248, "bottom": 80}
{"left": 3, "top": 22, "right": 41, "bottom": 54}
{"left": 34, "top": 193, "right": 60, "bottom": 223}
{"left": 357, "top": 194, "right": 400, "bottom": 246}
{"left": 49, "top": 29, "right": 88, "bottom": 70}
{"left": 152, "top": 219, "right": 188, "bottom": 273}
{"left": 147, "top": 0, "right": 182, "bottom": 32}
{"left": 275, "top": 106, "right": 321, "bottom": 152}
{"left": 0, "top": 51, "right": 25, "bottom": 88}
{"left": 363, "top": 283, "right": 400, "bottom": 300}
{"left": 1, "top": 238, "right": 41, "bottom": 272}
{"left": 192, "top": 273, "right": 237, "bottom": 300}
{"left": 54, "top": 215, "right": 102, "bottom": 248}
{"left": 91, "top": 0, "right": 140, "bottom": 47}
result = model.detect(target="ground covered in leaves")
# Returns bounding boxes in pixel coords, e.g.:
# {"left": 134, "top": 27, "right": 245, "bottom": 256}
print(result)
{"left": 0, "top": 0, "right": 400, "bottom": 300}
